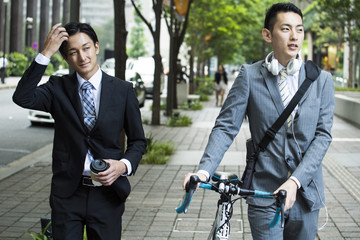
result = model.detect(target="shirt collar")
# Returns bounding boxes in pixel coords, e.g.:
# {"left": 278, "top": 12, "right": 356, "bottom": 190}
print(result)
{"left": 77, "top": 66, "right": 102, "bottom": 90}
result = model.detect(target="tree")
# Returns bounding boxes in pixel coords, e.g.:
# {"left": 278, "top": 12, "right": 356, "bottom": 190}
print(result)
{"left": 113, "top": 0, "right": 127, "bottom": 149}
{"left": 185, "top": 0, "right": 279, "bottom": 77}
{"left": 163, "top": 0, "right": 193, "bottom": 115}
{"left": 315, "top": 0, "right": 360, "bottom": 88}
{"left": 131, "top": 0, "right": 163, "bottom": 125}
{"left": 10, "top": 0, "right": 24, "bottom": 53}
{"left": 128, "top": 7, "right": 147, "bottom": 59}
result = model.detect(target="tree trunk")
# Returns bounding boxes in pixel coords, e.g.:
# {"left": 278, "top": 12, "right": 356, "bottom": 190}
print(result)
{"left": 113, "top": 0, "right": 127, "bottom": 150}
{"left": 10, "top": 0, "right": 24, "bottom": 53}
{"left": 52, "top": 0, "right": 61, "bottom": 26}
{"left": 62, "top": 0, "right": 69, "bottom": 25}
{"left": 114, "top": 0, "right": 127, "bottom": 81}
{"left": 70, "top": 0, "right": 80, "bottom": 22}
{"left": 26, "top": 0, "right": 37, "bottom": 49}
{"left": 189, "top": 46, "right": 195, "bottom": 94}
{"left": 151, "top": 1, "right": 162, "bottom": 125}
{"left": 348, "top": 41, "right": 354, "bottom": 88}
{"left": 38, "top": 0, "right": 49, "bottom": 52}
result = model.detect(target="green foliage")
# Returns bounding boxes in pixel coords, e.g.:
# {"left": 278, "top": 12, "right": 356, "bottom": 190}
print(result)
{"left": 168, "top": 114, "right": 192, "bottom": 127}
{"left": 25, "top": 47, "right": 37, "bottom": 60}
{"left": 142, "top": 132, "right": 175, "bottom": 164}
{"left": 50, "top": 53, "right": 68, "bottom": 70}
{"left": 7, "top": 52, "right": 28, "bottom": 76}
{"left": 28, "top": 222, "right": 88, "bottom": 240}
{"left": 28, "top": 221, "right": 51, "bottom": 240}
{"left": 149, "top": 102, "right": 166, "bottom": 111}
{"left": 186, "top": 0, "right": 279, "bottom": 64}
{"left": 128, "top": 7, "right": 148, "bottom": 59}
{"left": 335, "top": 87, "right": 360, "bottom": 92}
{"left": 142, "top": 118, "right": 150, "bottom": 125}
{"left": 44, "top": 63, "right": 54, "bottom": 76}
{"left": 196, "top": 77, "right": 214, "bottom": 96}
{"left": 178, "top": 101, "right": 203, "bottom": 110}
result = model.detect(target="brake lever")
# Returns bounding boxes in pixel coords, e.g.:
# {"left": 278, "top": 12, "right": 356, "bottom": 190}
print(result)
{"left": 278, "top": 190, "right": 286, "bottom": 228}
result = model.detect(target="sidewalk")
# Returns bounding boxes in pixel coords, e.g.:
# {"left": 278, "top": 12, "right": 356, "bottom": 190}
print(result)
{"left": 0, "top": 75, "right": 360, "bottom": 239}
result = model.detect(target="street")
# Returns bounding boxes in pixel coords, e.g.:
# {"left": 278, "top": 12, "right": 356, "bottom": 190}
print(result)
{"left": 0, "top": 88, "right": 54, "bottom": 166}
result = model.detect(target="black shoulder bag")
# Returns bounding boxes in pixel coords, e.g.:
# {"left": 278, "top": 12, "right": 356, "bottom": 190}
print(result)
{"left": 240, "top": 61, "right": 321, "bottom": 189}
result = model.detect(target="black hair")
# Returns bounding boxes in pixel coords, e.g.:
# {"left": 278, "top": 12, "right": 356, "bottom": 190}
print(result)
{"left": 59, "top": 22, "right": 99, "bottom": 59}
{"left": 264, "top": 2, "right": 303, "bottom": 32}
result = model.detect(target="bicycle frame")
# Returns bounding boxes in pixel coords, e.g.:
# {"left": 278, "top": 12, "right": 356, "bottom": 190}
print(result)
{"left": 208, "top": 194, "right": 232, "bottom": 240}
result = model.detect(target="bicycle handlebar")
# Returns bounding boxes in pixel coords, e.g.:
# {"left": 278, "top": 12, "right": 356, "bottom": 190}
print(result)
{"left": 176, "top": 175, "right": 287, "bottom": 228}
{"left": 176, "top": 175, "right": 200, "bottom": 214}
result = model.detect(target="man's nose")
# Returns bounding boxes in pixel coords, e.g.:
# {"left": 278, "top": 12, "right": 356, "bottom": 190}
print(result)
{"left": 78, "top": 51, "right": 86, "bottom": 61}
{"left": 290, "top": 29, "right": 298, "bottom": 40}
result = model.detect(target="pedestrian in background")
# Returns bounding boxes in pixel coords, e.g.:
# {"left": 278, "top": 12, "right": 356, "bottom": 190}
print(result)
{"left": 183, "top": 2, "right": 334, "bottom": 239}
{"left": 13, "top": 22, "right": 146, "bottom": 239}
{"left": 214, "top": 64, "right": 228, "bottom": 106}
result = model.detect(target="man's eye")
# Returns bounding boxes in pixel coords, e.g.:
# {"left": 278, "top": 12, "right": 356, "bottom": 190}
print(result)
{"left": 69, "top": 52, "right": 77, "bottom": 56}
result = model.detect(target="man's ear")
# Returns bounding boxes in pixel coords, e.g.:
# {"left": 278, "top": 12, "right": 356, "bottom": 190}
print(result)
{"left": 262, "top": 28, "right": 272, "bottom": 43}
{"left": 95, "top": 42, "right": 100, "bottom": 55}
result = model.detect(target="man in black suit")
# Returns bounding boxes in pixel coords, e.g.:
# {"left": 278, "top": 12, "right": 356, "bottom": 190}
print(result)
{"left": 13, "top": 22, "right": 147, "bottom": 239}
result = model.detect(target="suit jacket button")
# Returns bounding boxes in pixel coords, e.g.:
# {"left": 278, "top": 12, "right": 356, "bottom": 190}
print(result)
{"left": 287, "top": 133, "right": 292, "bottom": 139}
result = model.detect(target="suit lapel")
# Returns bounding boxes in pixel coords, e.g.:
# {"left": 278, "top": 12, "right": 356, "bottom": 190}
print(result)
{"left": 66, "top": 73, "right": 84, "bottom": 124}
{"left": 97, "top": 72, "right": 115, "bottom": 126}
{"left": 260, "top": 63, "right": 284, "bottom": 115}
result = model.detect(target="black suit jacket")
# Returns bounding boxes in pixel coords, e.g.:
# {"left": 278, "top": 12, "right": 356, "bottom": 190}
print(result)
{"left": 13, "top": 61, "right": 147, "bottom": 201}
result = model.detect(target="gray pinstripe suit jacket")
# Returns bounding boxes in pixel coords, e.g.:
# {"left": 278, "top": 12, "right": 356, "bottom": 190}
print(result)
{"left": 198, "top": 60, "right": 335, "bottom": 211}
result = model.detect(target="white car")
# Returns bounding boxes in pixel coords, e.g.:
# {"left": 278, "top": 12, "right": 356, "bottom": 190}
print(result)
{"left": 28, "top": 110, "right": 54, "bottom": 125}
{"left": 131, "top": 57, "right": 165, "bottom": 97}
{"left": 28, "top": 69, "right": 68, "bottom": 125}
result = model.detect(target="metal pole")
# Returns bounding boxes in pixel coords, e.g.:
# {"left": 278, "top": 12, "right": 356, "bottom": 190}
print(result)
{"left": 1, "top": 1, "right": 7, "bottom": 84}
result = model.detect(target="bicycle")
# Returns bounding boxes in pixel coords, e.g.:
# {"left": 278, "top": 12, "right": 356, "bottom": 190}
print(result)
{"left": 176, "top": 171, "right": 287, "bottom": 240}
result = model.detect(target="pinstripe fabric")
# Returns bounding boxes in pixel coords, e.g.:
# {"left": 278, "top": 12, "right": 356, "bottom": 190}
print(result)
{"left": 278, "top": 69, "right": 292, "bottom": 126}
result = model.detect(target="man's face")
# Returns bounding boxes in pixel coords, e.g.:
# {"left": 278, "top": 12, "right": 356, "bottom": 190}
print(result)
{"left": 263, "top": 11, "right": 304, "bottom": 66}
{"left": 64, "top": 32, "right": 99, "bottom": 80}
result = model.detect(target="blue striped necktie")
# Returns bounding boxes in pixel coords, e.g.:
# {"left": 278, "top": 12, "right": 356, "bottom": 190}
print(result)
{"left": 81, "top": 81, "right": 96, "bottom": 130}
{"left": 81, "top": 81, "right": 96, "bottom": 164}
{"left": 278, "top": 69, "right": 292, "bottom": 127}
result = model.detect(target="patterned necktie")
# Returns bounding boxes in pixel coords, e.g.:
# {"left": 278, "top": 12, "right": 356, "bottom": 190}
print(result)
{"left": 278, "top": 69, "right": 292, "bottom": 126}
{"left": 81, "top": 81, "right": 96, "bottom": 130}
{"left": 81, "top": 81, "right": 96, "bottom": 166}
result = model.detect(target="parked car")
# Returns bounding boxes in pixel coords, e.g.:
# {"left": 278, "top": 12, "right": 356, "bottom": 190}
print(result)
{"left": 28, "top": 68, "right": 68, "bottom": 125}
{"left": 131, "top": 57, "right": 165, "bottom": 97}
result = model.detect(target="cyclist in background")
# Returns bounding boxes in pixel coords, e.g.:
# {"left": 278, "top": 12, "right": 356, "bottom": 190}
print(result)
{"left": 183, "top": 3, "right": 334, "bottom": 239}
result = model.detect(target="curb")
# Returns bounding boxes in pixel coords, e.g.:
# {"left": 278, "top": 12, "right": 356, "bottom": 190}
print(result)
{"left": 0, "top": 143, "right": 52, "bottom": 181}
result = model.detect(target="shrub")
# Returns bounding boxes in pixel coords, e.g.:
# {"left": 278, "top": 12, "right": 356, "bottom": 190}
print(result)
{"left": 178, "top": 101, "right": 203, "bottom": 110}
{"left": 168, "top": 113, "right": 192, "bottom": 127}
{"left": 51, "top": 53, "right": 68, "bottom": 70}
{"left": 7, "top": 52, "right": 28, "bottom": 76}
{"left": 142, "top": 132, "right": 175, "bottom": 164}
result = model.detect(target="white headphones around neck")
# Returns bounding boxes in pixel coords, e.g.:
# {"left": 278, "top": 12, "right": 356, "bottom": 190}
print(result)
{"left": 265, "top": 51, "right": 302, "bottom": 76}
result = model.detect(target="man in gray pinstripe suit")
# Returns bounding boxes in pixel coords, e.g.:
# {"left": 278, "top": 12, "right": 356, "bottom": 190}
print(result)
{"left": 183, "top": 3, "right": 335, "bottom": 239}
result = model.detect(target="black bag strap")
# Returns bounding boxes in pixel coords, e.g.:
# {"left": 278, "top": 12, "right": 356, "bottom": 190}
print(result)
{"left": 257, "top": 60, "right": 321, "bottom": 152}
